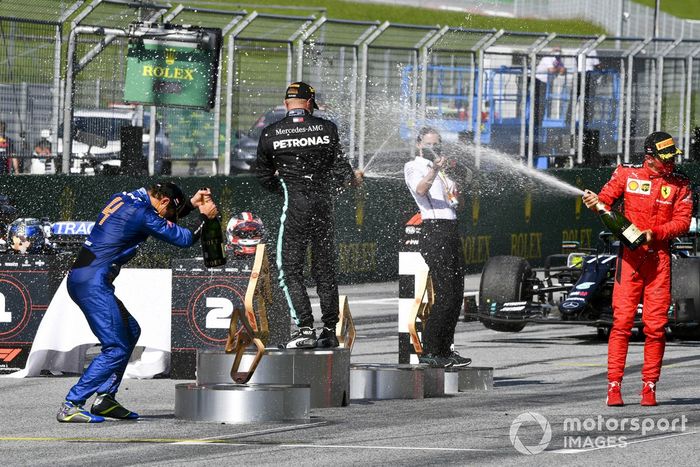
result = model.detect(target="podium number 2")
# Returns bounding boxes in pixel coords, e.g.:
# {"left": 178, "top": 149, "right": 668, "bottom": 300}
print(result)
{"left": 0, "top": 293, "right": 8, "bottom": 323}
{"left": 205, "top": 297, "right": 232, "bottom": 329}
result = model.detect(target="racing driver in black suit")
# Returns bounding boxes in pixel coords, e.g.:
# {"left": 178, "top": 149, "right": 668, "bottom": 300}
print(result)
{"left": 256, "top": 81, "right": 362, "bottom": 349}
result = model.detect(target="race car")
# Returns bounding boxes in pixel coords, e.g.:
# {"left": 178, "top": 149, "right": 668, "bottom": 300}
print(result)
{"left": 468, "top": 228, "right": 700, "bottom": 339}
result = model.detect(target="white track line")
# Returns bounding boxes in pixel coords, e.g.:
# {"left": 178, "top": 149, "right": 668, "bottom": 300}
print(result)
{"left": 172, "top": 441, "right": 492, "bottom": 451}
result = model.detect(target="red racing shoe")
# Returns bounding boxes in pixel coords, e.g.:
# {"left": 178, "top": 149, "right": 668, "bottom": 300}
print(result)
{"left": 607, "top": 381, "right": 624, "bottom": 406}
{"left": 641, "top": 381, "right": 657, "bottom": 406}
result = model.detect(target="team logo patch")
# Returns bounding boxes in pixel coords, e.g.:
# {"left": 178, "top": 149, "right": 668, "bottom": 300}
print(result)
{"left": 661, "top": 186, "right": 672, "bottom": 199}
{"left": 626, "top": 178, "right": 651, "bottom": 195}
{"left": 293, "top": 117, "right": 304, "bottom": 123}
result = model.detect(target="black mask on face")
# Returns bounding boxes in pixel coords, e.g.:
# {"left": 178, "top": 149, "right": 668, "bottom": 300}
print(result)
{"left": 421, "top": 143, "right": 442, "bottom": 161}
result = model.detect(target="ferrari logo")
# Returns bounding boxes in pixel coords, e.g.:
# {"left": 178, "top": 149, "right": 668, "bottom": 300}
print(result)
{"left": 661, "top": 186, "right": 672, "bottom": 199}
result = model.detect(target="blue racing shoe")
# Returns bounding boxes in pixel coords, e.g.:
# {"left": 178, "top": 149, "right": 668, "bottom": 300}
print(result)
{"left": 57, "top": 401, "right": 105, "bottom": 423}
{"left": 90, "top": 393, "right": 139, "bottom": 420}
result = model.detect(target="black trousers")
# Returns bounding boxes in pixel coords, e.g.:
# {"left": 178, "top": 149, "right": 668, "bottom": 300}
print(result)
{"left": 419, "top": 219, "right": 465, "bottom": 356}
{"left": 277, "top": 187, "right": 339, "bottom": 329}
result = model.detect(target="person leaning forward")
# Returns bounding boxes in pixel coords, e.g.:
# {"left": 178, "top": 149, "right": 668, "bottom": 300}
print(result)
{"left": 582, "top": 131, "right": 692, "bottom": 407}
{"left": 56, "top": 182, "right": 218, "bottom": 423}
{"left": 404, "top": 126, "right": 471, "bottom": 369}
{"left": 255, "top": 81, "right": 362, "bottom": 350}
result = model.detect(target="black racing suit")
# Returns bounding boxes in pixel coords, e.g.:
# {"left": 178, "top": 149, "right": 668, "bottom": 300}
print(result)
{"left": 255, "top": 108, "right": 354, "bottom": 329}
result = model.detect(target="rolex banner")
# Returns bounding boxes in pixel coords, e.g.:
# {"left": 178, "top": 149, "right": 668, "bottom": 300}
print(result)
{"left": 123, "top": 27, "right": 222, "bottom": 110}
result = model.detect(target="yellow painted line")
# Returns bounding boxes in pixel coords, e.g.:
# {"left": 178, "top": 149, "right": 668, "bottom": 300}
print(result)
{"left": 551, "top": 363, "right": 681, "bottom": 368}
{"left": 551, "top": 363, "right": 606, "bottom": 367}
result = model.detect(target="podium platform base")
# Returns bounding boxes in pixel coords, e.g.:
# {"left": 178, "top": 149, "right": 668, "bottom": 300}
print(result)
{"left": 197, "top": 348, "right": 350, "bottom": 408}
{"left": 350, "top": 363, "right": 445, "bottom": 400}
{"left": 174, "top": 383, "right": 310, "bottom": 423}
{"left": 444, "top": 366, "right": 494, "bottom": 393}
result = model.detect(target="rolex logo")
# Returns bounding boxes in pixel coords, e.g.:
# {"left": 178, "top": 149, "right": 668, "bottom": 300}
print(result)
{"left": 165, "top": 48, "right": 176, "bottom": 65}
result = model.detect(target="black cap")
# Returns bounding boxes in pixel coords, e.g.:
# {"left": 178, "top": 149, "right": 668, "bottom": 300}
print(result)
{"left": 284, "top": 81, "right": 319, "bottom": 109}
{"left": 152, "top": 181, "right": 186, "bottom": 221}
{"left": 644, "top": 131, "right": 682, "bottom": 162}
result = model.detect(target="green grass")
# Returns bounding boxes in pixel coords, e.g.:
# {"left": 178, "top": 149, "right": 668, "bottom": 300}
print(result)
{"left": 180, "top": 0, "right": 605, "bottom": 35}
{"left": 632, "top": 0, "right": 700, "bottom": 20}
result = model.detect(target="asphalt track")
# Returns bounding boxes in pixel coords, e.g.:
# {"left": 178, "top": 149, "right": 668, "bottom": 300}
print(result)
{"left": 2, "top": 276, "right": 700, "bottom": 466}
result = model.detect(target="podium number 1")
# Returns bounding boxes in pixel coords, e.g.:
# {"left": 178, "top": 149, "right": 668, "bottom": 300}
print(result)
{"left": 0, "top": 293, "right": 8, "bottom": 323}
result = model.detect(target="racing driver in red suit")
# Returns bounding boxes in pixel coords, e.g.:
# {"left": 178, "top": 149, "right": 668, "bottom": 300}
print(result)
{"left": 583, "top": 131, "right": 693, "bottom": 407}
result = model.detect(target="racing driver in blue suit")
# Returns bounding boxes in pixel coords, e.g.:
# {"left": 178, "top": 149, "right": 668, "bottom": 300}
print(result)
{"left": 56, "top": 182, "right": 218, "bottom": 423}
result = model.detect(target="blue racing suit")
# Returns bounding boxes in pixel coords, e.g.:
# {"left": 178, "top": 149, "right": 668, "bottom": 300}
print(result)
{"left": 65, "top": 188, "right": 205, "bottom": 405}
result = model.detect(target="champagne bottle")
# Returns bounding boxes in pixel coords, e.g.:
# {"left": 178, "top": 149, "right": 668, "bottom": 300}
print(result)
{"left": 201, "top": 215, "right": 226, "bottom": 267}
{"left": 594, "top": 202, "right": 645, "bottom": 250}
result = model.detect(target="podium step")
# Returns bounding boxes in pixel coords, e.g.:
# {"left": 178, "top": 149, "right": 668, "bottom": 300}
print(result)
{"left": 349, "top": 363, "right": 445, "bottom": 400}
{"left": 174, "top": 383, "right": 310, "bottom": 423}
{"left": 444, "top": 366, "right": 494, "bottom": 393}
{"left": 197, "top": 348, "right": 350, "bottom": 408}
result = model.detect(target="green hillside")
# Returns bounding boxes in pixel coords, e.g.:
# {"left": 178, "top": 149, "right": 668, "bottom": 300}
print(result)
{"left": 632, "top": 0, "right": 700, "bottom": 20}
{"left": 177, "top": 0, "right": 604, "bottom": 35}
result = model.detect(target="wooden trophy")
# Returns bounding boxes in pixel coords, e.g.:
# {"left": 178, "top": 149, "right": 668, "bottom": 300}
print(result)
{"left": 336, "top": 295, "right": 356, "bottom": 352}
{"left": 225, "top": 244, "right": 272, "bottom": 383}
{"left": 407, "top": 269, "right": 434, "bottom": 355}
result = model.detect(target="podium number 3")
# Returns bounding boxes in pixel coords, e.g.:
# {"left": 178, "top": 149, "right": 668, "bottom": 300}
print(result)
{"left": 205, "top": 297, "right": 232, "bottom": 329}
{"left": 0, "top": 293, "right": 8, "bottom": 323}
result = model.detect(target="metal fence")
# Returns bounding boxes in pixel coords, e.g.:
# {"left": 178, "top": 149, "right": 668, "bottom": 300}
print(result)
{"left": 360, "top": 0, "right": 700, "bottom": 41}
{"left": 2, "top": 0, "right": 700, "bottom": 177}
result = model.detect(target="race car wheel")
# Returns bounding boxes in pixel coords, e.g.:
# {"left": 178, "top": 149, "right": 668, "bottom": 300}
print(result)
{"left": 479, "top": 255, "right": 530, "bottom": 332}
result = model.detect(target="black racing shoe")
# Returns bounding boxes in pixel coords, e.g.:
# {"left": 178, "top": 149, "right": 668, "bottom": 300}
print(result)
{"left": 418, "top": 354, "right": 454, "bottom": 368}
{"left": 447, "top": 351, "right": 472, "bottom": 368}
{"left": 285, "top": 327, "right": 317, "bottom": 349}
{"left": 90, "top": 393, "right": 139, "bottom": 420}
{"left": 57, "top": 401, "right": 105, "bottom": 423}
{"left": 317, "top": 327, "right": 339, "bottom": 348}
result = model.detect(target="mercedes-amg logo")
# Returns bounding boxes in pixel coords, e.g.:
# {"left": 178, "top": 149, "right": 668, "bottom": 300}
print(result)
{"left": 509, "top": 412, "right": 552, "bottom": 455}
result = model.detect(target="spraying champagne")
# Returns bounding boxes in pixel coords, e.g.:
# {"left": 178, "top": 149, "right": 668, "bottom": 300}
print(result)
{"left": 583, "top": 189, "right": 646, "bottom": 250}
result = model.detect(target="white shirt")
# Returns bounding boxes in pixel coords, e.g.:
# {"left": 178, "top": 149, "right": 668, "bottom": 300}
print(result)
{"left": 579, "top": 49, "right": 599, "bottom": 73}
{"left": 535, "top": 56, "right": 565, "bottom": 83}
{"left": 404, "top": 156, "right": 457, "bottom": 220}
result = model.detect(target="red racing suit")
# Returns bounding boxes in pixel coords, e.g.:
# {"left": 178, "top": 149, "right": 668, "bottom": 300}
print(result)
{"left": 597, "top": 162, "right": 692, "bottom": 383}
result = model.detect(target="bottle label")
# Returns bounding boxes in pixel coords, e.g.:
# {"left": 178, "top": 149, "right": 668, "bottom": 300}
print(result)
{"left": 621, "top": 223, "right": 643, "bottom": 243}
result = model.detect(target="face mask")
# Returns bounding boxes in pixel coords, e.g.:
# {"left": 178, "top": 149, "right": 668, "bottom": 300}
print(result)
{"left": 657, "top": 161, "right": 674, "bottom": 176}
{"left": 647, "top": 155, "right": 674, "bottom": 176}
